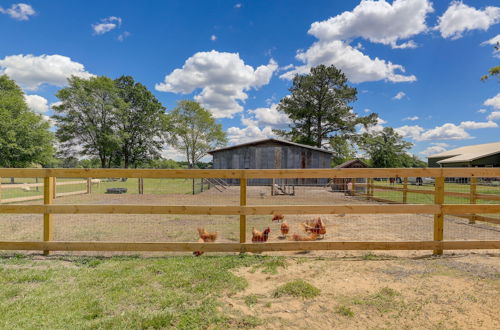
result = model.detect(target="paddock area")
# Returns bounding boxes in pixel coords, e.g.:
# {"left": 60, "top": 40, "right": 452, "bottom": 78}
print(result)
{"left": 0, "top": 167, "right": 498, "bottom": 257}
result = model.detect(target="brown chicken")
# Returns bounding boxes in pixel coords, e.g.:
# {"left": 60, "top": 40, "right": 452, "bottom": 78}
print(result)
{"left": 289, "top": 232, "right": 318, "bottom": 241}
{"left": 252, "top": 227, "right": 271, "bottom": 242}
{"left": 193, "top": 227, "right": 217, "bottom": 256}
{"left": 301, "top": 217, "right": 326, "bottom": 237}
{"left": 280, "top": 221, "right": 290, "bottom": 237}
{"left": 272, "top": 214, "right": 284, "bottom": 222}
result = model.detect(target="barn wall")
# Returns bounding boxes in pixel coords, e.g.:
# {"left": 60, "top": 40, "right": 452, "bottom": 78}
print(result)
{"left": 211, "top": 142, "right": 332, "bottom": 185}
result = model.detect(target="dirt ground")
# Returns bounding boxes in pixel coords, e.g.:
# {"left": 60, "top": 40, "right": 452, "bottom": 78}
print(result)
{"left": 0, "top": 186, "right": 498, "bottom": 257}
{"left": 223, "top": 253, "right": 500, "bottom": 330}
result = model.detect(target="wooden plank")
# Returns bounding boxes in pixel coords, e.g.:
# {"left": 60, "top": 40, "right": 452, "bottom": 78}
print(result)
{"left": 452, "top": 214, "right": 500, "bottom": 225}
{"left": 442, "top": 204, "right": 500, "bottom": 214}
{"left": 403, "top": 177, "right": 408, "bottom": 204}
{"left": 469, "top": 177, "right": 477, "bottom": 224}
{"left": 43, "top": 177, "right": 54, "bottom": 255}
{"left": 475, "top": 193, "right": 500, "bottom": 202}
{"left": 240, "top": 178, "right": 247, "bottom": 243}
{"left": 55, "top": 190, "right": 88, "bottom": 198}
{"left": 0, "top": 167, "right": 498, "bottom": 179}
{"left": 0, "top": 240, "right": 498, "bottom": 252}
{"left": 434, "top": 177, "right": 445, "bottom": 255}
{"left": 1, "top": 195, "right": 44, "bottom": 204}
{"left": 0, "top": 204, "right": 442, "bottom": 215}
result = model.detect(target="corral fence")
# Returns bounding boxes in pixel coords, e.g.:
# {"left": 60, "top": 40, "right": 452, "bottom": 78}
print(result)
{"left": 0, "top": 167, "right": 499, "bottom": 255}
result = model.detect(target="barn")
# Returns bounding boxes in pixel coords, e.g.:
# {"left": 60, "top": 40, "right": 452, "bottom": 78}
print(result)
{"left": 427, "top": 142, "right": 500, "bottom": 167}
{"left": 207, "top": 138, "right": 333, "bottom": 185}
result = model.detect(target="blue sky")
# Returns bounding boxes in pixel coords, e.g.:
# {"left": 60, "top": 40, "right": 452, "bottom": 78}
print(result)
{"left": 1, "top": 0, "right": 499, "bottom": 160}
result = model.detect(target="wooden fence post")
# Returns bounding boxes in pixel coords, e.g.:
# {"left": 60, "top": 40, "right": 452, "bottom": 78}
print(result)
{"left": 138, "top": 178, "right": 144, "bottom": 194}
{"left": 403, "top": 177, "right": 408, "bottom": 204}
{"left": 87, "top": 178, "right": 92, "bottom": 194}
{"left": 0, "top": 177, "right": 2, "bottom": 203}
{"left": 43, "top": 176, "right": 55, "bottom": 256}
{"left": 352, "top": 178, "right": 356, "bottom": 195}
{"left": 469, "top": 176, "right": 477, "bottom": 224}
{"left": 240, "top": 177, "right": 247, "bottom": 244}
{"left": 433, "top": 176, "right": 445, "bottom": 255}
{"left": 53, "top": 177, "right": 57, "bottom": 199}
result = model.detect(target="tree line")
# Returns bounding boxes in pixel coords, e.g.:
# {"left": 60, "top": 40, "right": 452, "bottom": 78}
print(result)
{"left": 0, "top": 64, "right": 427, "bottom": 170}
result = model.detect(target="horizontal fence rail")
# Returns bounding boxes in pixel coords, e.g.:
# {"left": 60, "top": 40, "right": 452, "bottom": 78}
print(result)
{"left": 0, "top": 167, "right": 499, "bottom": 179}
{"left": 0, "top": 167, "right": 499, "bottom": 255}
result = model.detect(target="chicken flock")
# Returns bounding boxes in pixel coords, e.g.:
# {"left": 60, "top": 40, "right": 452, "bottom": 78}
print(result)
{"left": 193, "top": 213, "right": 327, "bottom": 256}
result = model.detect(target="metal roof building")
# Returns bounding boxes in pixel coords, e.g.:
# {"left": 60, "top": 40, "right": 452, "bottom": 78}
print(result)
{"left": 427, "top": 142, "right": 500, "bottom": 167}
{"left": 208, "top": 138, "right": 333, "bottom": 184}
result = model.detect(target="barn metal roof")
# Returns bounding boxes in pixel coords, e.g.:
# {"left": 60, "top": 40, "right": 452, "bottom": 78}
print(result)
{"left": 427, "top": 141, "right": 500, "bottom": 163}
{"left": 207, "top": 138, "right": 333, "bottom": 154}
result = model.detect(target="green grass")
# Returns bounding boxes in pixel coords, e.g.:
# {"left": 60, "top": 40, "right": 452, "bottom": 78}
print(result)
{"left": 244, "top": 294, "right": 260, "bottom": 307}
{"left": 251, "top": 257, "right": 287, "bottom": 275}
{"left": 335, "top": 305, "right": 354, "bottom": 317}
{"left": 352, "top": 287, "right": 401, "bottom": 313}
{"left": 272, "top": 279, "right": 320, "bottom": 299}
{"left": 0, "top": 177, "right": 208, "bottom": 201}
{"left": 0, "top": 254, "right": 266, "bottom": 329}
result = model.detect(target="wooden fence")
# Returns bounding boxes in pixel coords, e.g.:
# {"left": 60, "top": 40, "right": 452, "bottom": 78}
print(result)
{"left": 357, "top": 177, "right": 500, "bottom": 225}
{"left": 0, "top": 167, "right": 499, "bottom": 255}
{"left": 0, "top": 178, "right": 89, "bottom": 203}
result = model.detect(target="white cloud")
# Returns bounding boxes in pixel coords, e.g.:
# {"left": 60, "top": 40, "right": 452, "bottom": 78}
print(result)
{"left": 458, "top": 120, "right": 498, "bottom": 129}
{"left": 117, "top": 31, "right": 131, "bottom": 42}
{"left": 418, "top": 123, "right": 471, "bottom": 141}
{"left": 0, "top": 3, "right": 35, "bottom": 20}
{"left": 393, "top": 91, "right": 406, "bottom": 100}
{"left": 281, "top": 1, "right": 424, "bottom": 83}
{"left": 92, "top": 16, "right": 122, "bottom": 35}
{"left": 281, "top": 40, "right": 416, "bottom": 83}
{"left": 402, "top": 116, "right": 419, "bottom": 121}
{"left": 395, "top": 125, "right": 424, "bottom": 140}
{"left": 0, "top": 54, "right": 93, "bottom": 90}
{"left": 50, "top": 101, "right": 62, "bottom": 110}
{"left": 435, "top": 1, "right": 500, "bottom": 39}
{"left": 234, "top": 3, "right": 242, "bottom": 9}
{"left": 419, "top": 143, "right": 449, "bottom": 156}
{"left": 481, "top": 34, "right": 500, "bottom": 57}
{"left": 477, "top": 109, "right": 487, "bottom": 113}
{"left": 249, "top": 103, "right": 291, "bottom": 127}
{"left": 484, "top": 93, "right": 500, "bottom": 109}
{"left": 227, "top": 121, "right": 276, "bottom": 145}
{"left": 364, "top": 108, "right": 371, "bottom": 113}
{"left": 24, "top": 94, "right": 48, "bottom": 114}
{"left": 487, "top": 111, "right": 500, "bottom": 121}
{"left": 155, "top": 50, "right": 278, "bottom": 118}
{"left": 308, "top": 0, "right": 433, "bottom": 49}
{"left": 210, "top": 35, "right": 217, "bottom": 41}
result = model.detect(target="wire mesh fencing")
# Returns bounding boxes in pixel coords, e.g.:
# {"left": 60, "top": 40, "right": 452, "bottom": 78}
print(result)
{"left": 0, "top": 168, "right": 498, "bottom": 256}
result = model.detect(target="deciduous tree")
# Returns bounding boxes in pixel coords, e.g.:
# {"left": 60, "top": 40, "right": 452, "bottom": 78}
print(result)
{"left": 168, "top": 100, "right": 226, "bottom": 168}
{"left": 0, "top": 75, "right": 54, "bottom": 177}
{"left": 53, "top": 76, "right": 123, "bottom": 168}
{"left": 358, "top": 127, "right": 413, "bottom": 168}
{"left": 115, "top": 76, "right": 168, "bottom": 168}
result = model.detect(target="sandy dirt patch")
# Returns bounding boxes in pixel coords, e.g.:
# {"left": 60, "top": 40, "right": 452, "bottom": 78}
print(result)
{"left": 223, "top": 253, "right": 500, "bottom": 329}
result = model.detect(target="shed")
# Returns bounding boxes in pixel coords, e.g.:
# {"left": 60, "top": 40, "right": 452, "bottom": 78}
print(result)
{"left": 207, "top": 138, "right": 333, "bottom": 185}
{"left": 331, "top": 159, "right": 369, "bottom": 193}
{"left": 427, "top": 142, "right": 500, "bottom": 168}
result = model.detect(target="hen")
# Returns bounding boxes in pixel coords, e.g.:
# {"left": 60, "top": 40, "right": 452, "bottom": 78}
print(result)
{"left": 280, "top": 221, "right": 290, "bottom": 237}
{"left": 301, "top": 217, "right": 326, "bottom": 238}
{"left": 272, "top": 214, "right": 284, "bottom": 222}
{"left": 289, "top": 232, "right": 318, "bottom": 241}
{"left": 193, "top": 227, "right": 217, "bottom": 257}
{"left": 252, "top": 227, "right": 271, "bottom": 242}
